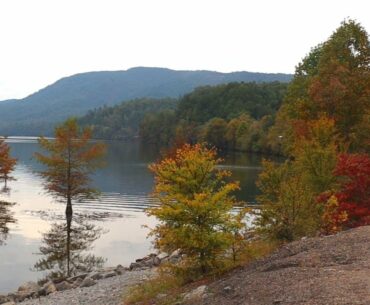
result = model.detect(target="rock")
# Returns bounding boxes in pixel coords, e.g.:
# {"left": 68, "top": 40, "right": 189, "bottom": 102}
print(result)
{"left": 67, "top": 273, "right": 88, "bottom": 282}
{"left": 11, "top": 292, "right": 32, "bottom": 303}
{"left": 115, "top": 264, "right": 127, "bottom": 275}
{"left": 1, "top": 302, "right": 16, "bottom": 305}
{"left": 72, "top": 277, "right": 83, "bottom": 288}
{"left": 223, "top": 286, "right": 233, "bottom": 294}
{"left": 102, "top": 271, "right": 116, "bottom": 279}
{"left": 86, "top": 271, "right": 103, "bottom": 280}
{"left": 80, "top": 277, "right": 96, "bottom": 288}
{"left": 157, "top": 252, "right": 169, "bottom": 260}
{"left": 51, "top": 276, "right": 67, "bottom": 284}
{"left": 55, "top": 281, "right": 73, "bottom": 291}
{"left": 39, "top": 281, "right": 57, "bottom": 296}
{"left": 153, "top": 256, "right": 161, "bottom": 266}
{"left": 169, "top": 249, "right": 181, "bottom": 263}
{"left": 0, "top": 294, "right": 10, "bottom": 304}
{"left": 17, "top": 281, "right": 39, "bottom": 293}
{"left": 130, "top": 262, "right": 149, "bottom": 270}
{"left": 183, "top": 285, "right": 207, "bottom": 301}
{"left": 170, "top": 249, "right": 181, "bottom": 258}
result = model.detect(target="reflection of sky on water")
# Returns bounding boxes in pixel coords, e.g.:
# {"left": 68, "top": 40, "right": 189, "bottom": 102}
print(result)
{"left": 0, "top": 139, "right": 268, "bottom": 293}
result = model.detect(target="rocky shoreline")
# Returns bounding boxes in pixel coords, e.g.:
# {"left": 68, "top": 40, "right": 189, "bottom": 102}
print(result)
{"left": 0, "top": 251, "right": 181, "bottom": 305}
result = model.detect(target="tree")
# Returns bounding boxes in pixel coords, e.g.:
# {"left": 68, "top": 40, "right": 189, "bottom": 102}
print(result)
{"left": 333, "top": 154, "right": 370, "bottom": 228}
{"left": 271, "top": 20, "right": 370, "bottom": 154}
{"left": 147, "top": 144, "right": 245, "bottom": 276}
{"left": 0, "top": 139, "right": 17, "bottom": 186}
{"left": 257, "top": 117, "right": 340, "bottom": 241}
{"left": 256, "top": 160, "right": 321, "bottom": 241}
{"left": 35, "top": 118, "right": 105, "bottom": 276}
{"left": 35, "top": 118, "right": 106, "bottom": 217}
{"left": 200, "top": 118, "right": 228, "bottom": 149}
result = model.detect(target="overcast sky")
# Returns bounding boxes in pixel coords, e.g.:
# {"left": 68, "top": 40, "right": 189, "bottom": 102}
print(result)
{"left": 0, "top": 0, "right": 369, "bottom": 100}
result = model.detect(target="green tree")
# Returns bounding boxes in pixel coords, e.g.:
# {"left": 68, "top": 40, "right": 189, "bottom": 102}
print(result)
{"left": 257, "top": 117, "right": 340, "bottom": 241}
{"left": 200, "top": 118, "right": 228, "bottom": 149}
{"left": 147, "top": 144, "right": 245, "bottom": 276}
{"left": 256, "top": 160, "right": 321, "bottom": 241}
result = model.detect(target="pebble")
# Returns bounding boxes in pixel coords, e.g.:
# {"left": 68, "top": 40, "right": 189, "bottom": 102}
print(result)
{"left": 19, "top": 269, "right": 154, "bottom": 305}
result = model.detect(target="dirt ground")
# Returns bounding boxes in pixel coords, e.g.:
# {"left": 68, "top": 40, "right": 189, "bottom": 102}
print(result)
{"left": 193, "top": 226, "right": 370, "bottom": 305}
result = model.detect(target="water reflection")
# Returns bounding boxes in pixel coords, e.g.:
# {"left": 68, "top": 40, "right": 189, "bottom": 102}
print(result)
{"left": 34, "top": 216, "right": 106, "bottom": 279}
{"left": 0, "top": 200, "right": 16, "bottom": 245}
{"left": 0, "top": 139, "right": 269, "bottom": 292}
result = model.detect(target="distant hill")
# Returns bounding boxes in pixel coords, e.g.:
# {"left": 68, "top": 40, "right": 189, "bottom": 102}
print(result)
{"left": 0, "top": 67, "right": 292, "bottom": 136}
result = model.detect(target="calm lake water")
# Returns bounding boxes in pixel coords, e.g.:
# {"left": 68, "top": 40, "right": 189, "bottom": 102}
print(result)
{"left": 0, "top": 138, "right": 265, "bottom": 293}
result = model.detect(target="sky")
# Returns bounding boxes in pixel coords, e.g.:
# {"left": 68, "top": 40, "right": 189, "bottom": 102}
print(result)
{"left": 0, "top": 0, "right": 369, "bottom": 100}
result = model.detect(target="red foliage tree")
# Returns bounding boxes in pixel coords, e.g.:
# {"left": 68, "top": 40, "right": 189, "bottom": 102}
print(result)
{"left": 334, "top": 154, "right": 370, "bottom": 227}
{"left": 0, "top": 139, "right": 17, "bottom": 186}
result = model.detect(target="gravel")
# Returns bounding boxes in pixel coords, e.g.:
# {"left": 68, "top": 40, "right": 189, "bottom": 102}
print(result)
{"left": 19, "top": 269, "right": 154, "bottom": 305}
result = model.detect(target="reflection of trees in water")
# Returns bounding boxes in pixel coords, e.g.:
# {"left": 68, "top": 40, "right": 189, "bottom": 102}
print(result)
{"left": 34, "top": 217, "right": 106, "bottom": 279}
{"left": 0, "top": 200, "right": 16, "bottom": 245}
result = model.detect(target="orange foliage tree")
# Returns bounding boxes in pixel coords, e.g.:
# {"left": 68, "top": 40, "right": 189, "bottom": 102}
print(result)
{"left": 35, "top": 118, "right": 106, "bottom": 217}
{"left": 0, "top": 139, "right": 17, "bottom": 186}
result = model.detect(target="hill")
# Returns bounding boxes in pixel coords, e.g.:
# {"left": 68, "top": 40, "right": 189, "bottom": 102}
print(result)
{"left": 189, "top": 226, "right": 370, "bottom": 305}
{"left": 78, "top": 82, "right": 288, "bottom": 149}
{"left": 0, "top": 67, "right": 292, "bottom": 136}
{"left": 78, "top": 98, "right": 178, "bottom": 140}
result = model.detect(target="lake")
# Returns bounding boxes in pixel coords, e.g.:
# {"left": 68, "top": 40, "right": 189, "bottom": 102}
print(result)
{"left": 0, "top": 138, "right": 265, "bottom": 293}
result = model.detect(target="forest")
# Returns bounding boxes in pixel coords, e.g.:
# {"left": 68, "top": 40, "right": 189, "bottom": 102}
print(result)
{"left": 80, "top": 82, "right": 288, "bottom": 153}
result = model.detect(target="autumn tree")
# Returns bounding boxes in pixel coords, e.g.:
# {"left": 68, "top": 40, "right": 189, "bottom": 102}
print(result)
{"left": 271, "top": 19, "right": 370, "bottom": 154}
{"left": 257, "top": 117, "right": 340, "bottom": 241}
{"left": 332, "top": 154, "right": 370, "bottom": 228}
{"left": 35, "top": 118, "right": 105, "bottom": 276}
{"left": 147, "top": 144, "right": 246, "bottom": 276}
{"left": 0, "top": 139, "right": 17, "bottom": 186}
{"left": 256, "top": 160, "right": 322, "bottom": 241}
{"left": 35, "top": 118, "right": 106, "bottom": 217}
{"left": 200, "top": 118, "right": 228, "bottom": 149}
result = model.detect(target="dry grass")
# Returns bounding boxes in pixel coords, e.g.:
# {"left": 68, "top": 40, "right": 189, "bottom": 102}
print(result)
{"left": 123, "top": 240, "right": 277, "bottom": 305}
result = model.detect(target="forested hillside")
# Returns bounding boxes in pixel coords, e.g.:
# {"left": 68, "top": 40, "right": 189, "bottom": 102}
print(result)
{"left": 140, "top": 82, "right": 288, "bottom": 152}
{"left": 80, "top": 81, "right": 288, "bottom": 153}
{"left": 0, "top": 67, "right": 292, "bottom": 136}
{"left": 78, "top": 98, "right": 177, "bottom": 140}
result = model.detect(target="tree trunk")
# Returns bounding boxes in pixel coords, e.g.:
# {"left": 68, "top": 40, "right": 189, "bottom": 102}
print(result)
{"left": 66, "top": 197, "right": 72, "bottom": 276}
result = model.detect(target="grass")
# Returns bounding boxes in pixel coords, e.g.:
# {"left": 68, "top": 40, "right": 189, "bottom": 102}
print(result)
{"left": 123, "top": 239, "right": 278, "bottom": 305}
{"left": 124, "top": 272, "right": 184, "bottom": 305}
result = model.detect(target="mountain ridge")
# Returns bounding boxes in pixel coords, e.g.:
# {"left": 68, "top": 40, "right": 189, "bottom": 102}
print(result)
{"left": 0, "top": 67, "right": 292, "bottom": 136}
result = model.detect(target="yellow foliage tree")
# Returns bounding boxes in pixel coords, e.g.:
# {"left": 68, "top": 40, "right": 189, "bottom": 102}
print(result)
{"left": 147, "top": 144, "right": 246, "bottom": 276}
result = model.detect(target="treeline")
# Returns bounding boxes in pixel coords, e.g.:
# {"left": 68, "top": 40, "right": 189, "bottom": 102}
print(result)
{"left": 80, "top": 82, "right": 288, "bottom": 153}
{"left": 140, "top": 81, "right": 287, "bottom": 153}
{"left": 78, "top": 98, "right": 177, "bottom": 140}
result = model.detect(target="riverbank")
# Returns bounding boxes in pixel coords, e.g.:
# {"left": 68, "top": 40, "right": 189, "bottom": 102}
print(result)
{"left": 3, "top": 226, "right": 370, "bottom": 305}
{"left": 0, "top": 251, "right": 179, "bottom": 305}
{"left": 9, "top": 269, "right": 154, "bottom": 305}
